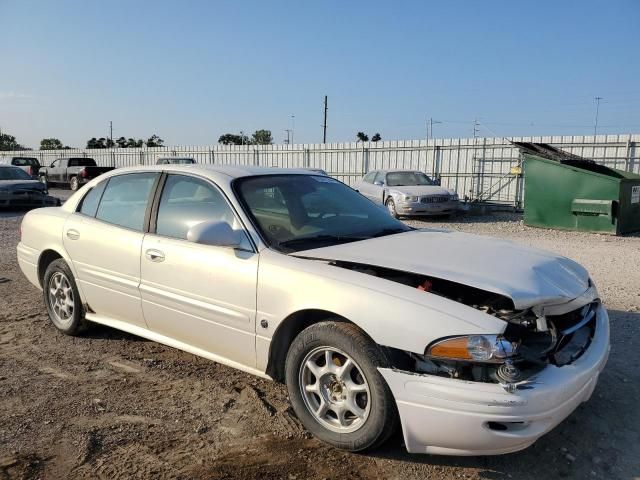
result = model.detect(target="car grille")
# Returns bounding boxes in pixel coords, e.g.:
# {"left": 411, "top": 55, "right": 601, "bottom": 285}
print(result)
{"left": 420, "top": 195, "right": 451, "bottom": 203}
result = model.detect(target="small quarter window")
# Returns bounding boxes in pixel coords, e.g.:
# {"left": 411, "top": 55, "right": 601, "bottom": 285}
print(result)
{"left": 78, "top": 180, "right": 107, "bottom": 217}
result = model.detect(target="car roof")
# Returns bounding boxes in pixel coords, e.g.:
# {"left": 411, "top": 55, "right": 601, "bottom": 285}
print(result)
{"left": 103, "top": 164, "right": 318, "bottom": 179}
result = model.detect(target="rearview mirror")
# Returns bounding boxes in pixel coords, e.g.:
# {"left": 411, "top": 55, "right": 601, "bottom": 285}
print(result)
{"left": 433, "top": 178, "right": 441, "bottom": 186}
{"left": 374, "top": 180, "right": 384, "bottom": 186}
{"left": 187, "top": 221, "right": 243, "bottom": 248}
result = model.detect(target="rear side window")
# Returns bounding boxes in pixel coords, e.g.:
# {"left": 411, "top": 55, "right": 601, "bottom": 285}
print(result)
{"left": 155, "top": 174, "right": 236, "bottom": 240}
{"left": 78, "top": 180, "right": 107, "bottom": 217}
{"left": 96, "top": 173, "right": 158, "bottom": 231}
{"left": 12, "top": 157, "right": 39, "bottom": 167}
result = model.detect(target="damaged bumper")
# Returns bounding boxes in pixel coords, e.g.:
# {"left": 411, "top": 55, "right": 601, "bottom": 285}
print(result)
{"left": 379, "top": 304, "right": 610, "bottom": 455}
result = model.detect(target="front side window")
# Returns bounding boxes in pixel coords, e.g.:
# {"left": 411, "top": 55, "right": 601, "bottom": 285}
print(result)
{"left": 374, "top": 172, "right": 385, "bottom": 184}
{"left": 386, "top": 171, "right": 434, "bottom": 187}
{"left": 236, "top": 175, "right": 410, "bottom": 252}
{"left": 155, "top": 174, "right": 240, "bottom": 240}
{"left": 78, "top": 180, "right": 107, "bottom": 217}
{"left": 95, "top": 173, "right": 158, "bottom": 231}
{"left": 362, "top": 171, "right": 377, "bottom": 183}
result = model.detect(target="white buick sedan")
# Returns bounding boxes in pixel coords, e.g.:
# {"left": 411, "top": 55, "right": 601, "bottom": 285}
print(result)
{"left": 17, "top": 165, "right": 609, "bottom": 455}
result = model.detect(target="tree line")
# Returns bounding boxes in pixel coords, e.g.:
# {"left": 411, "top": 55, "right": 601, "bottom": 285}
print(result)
{"left": 2, "top": 128, "right": 383, "bottom": 151}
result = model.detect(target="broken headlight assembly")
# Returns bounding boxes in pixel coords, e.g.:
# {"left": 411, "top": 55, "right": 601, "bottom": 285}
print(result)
{"left": 426, "top": 334, "right": 517, "bottom": 363}
{"left": 406, "top": 334, "right": 533, "bottom": 390}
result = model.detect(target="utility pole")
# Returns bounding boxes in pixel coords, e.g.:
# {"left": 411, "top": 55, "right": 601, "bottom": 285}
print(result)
{"left": 322, "top": 96, "right": 328, "bottom": 143}
{"left": 290, "top": 115, "right": 295, "bottom": 145}
{"left": 240, "top": 130, "right": 245, "bottom": 146}
{"left": 109, "top": 121, "right": 113, "bottom": 147}
{"left": 284, "top": 129, "right": 291, "bottom": 144}
{"left": 427, "top": 118, "right": 442, "bottom": 141}
{"left": 594, "top": 96, "right": 603, "bottom": 137}
{"left": 473, "top": 118, "right": 480, "bottom": 139}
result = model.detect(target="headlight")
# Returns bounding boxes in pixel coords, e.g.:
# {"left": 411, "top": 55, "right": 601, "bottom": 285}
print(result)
{"left": 426, "top": 335, "right": 516, "bottom": 363}
{"left": 450, "top": 193, "right": 459, "bottom": 201}
{"left": 403, "top": 195, "right": 418, "bottom": 202}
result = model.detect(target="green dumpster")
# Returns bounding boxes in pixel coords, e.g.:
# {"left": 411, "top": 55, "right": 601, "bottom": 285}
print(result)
{"left": 514, "top": 142, "right": 640, "bottom": 235}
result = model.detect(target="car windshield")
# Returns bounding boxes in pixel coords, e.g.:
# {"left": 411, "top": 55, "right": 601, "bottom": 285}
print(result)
{"left": 0, "top": 167, "right": 33, "bottom": 180}
{"left": 236, "top": 174, "right": 411, "bottom": 253}
{"left": 386, "top": 171, "right": 433, "bottom": 187}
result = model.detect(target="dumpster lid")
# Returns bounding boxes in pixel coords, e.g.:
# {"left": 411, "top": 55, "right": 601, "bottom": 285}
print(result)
{"left": 512, "top": 141, "right": 631, "bottom": 178}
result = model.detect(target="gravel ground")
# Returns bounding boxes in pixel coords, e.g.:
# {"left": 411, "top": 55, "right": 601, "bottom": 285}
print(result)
{"left": 1, "top": 195, "right": 639, "bottom": 479}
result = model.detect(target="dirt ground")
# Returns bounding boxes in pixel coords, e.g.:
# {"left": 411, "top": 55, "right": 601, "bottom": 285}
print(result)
{"left": 1, "top": 191, "right": 639, "bottom": 479}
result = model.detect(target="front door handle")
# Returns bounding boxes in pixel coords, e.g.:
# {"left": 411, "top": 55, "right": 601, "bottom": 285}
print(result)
{"left": 145, "top": 249, "right": 165, "bottom": 262}
{"left": 66, "top": 229, "right": 80, "bottom": 240}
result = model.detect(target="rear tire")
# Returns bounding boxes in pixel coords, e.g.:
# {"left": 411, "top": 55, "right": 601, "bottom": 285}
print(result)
{"left": 285, "top": 321, "right": 398, "bottom": 452}
{"left": 69, "top": 176, "right": 79, "bottom": 191}
{"left": 43, "top": 259, "right": 86, "bottom": 335}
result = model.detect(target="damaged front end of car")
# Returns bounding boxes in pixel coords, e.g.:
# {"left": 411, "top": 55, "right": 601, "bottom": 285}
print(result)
{"left": 330, "top": 260, "right": 600, "bottom": 393}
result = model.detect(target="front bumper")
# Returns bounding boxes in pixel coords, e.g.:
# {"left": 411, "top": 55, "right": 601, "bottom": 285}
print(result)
{"left": 397, "top": 199, "right": 459, "bottom": 216}
{"left": 379, "top": 304, "right": 610, "bottom": 455}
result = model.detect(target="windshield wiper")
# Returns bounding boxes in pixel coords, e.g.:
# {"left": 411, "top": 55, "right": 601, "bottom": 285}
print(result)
{"left": 369, "top": 227, "right": 411, "bottom": 238}
{"left": 279, "top": 234, "right": 369, "bottom": 251}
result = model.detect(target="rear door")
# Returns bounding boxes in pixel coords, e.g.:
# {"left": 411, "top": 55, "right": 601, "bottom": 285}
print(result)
{"left": 139, "top": 173, "right": 258, "bottom": 366}
{"left": 62, "top": 172, "right": 160, "bottom": 328}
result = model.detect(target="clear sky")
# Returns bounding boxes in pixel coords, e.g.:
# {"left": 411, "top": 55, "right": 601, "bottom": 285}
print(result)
{"left": 1, "top": 0, "right": 639, "bottom": 148}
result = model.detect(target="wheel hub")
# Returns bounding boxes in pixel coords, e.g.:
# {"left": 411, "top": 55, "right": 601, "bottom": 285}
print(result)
{"left": 299, "top": 346, "right": 371, "bottom": 433}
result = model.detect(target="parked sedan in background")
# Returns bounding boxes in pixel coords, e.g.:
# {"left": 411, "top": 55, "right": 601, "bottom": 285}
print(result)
{"left": 0, "top": 165, "right": 60, "bottom": 208}
{"left": 355, "top": 170, "right": 458, "bottom": 218}
{"left": 17, "top": 165, "right": 609, "bottom": 456}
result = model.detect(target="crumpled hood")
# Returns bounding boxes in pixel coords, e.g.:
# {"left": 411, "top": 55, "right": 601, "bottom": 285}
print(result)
{"left": 388, "top": 185, "right": 453, "bottom": 197}
{"left": 0, "top": 180, "right": 45, "bottom": 191}
{"left": 295, "top": 229, "right": 590, "bottom": 310}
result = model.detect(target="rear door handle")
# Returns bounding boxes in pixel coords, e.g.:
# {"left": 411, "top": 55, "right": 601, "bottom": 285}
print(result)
{"left": 66, "top": 229, "right": 80, "bottom": 240}
{"left": 145, "top": 249, "right": 165, "bottom": 262}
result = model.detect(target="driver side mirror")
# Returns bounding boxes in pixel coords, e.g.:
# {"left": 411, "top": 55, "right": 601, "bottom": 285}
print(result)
{"left": 433, "top": 178, "right": 441, "bottom": 186}
{"left": 373, "top": 180, "right": 384, "bottom": 186}
{"left": 187, "top": 221, "right": 243, "bottom": 248}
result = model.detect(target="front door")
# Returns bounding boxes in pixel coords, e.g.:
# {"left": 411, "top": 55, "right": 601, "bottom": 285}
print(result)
{"left": 139, "top": 173, "right": 258, "bottom": 367}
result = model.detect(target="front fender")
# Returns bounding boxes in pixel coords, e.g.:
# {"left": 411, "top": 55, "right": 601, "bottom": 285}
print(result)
{"left": 255, "top": 249, "right": 505, "bottom": 370}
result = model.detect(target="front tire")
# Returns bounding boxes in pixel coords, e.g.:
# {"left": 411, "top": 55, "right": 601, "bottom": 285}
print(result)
{"left": 285, "top": 321, "right": 398, "bottom": 452}
{"left": 43, "top": 259, "right": 86, "bottom": 335}
{"left": 69, "top": 176, "right": 79, "bottom": 191}
{"left": 385, "top": 198, "right": 398, "bottom": 218}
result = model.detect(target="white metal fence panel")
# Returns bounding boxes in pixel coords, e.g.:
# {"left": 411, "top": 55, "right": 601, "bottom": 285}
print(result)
{"left": 4, "top": 134, "right": 638, "bottom": 207}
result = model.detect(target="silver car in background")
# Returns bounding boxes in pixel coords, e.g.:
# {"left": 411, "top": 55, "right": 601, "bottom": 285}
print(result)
{"left": 355, "top": 170, "right": 459, "bottom": 218}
